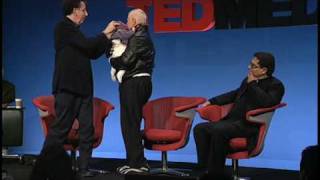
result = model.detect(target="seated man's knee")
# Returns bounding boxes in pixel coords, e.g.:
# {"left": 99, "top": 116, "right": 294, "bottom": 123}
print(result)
{"left": 193, "top": 122, "right": 208, "bottom": 135}
{"left": 210, "top": 124, "right": 226, "bottom": 136}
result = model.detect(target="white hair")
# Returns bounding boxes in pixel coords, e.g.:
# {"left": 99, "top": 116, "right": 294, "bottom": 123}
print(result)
{"left": 129, "top": 9, "right": 148, "bottom": 25}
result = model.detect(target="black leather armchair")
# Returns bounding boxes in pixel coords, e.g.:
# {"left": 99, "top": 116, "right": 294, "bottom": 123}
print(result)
{"left": 2, "top": 105, "right": 24, "bottom": 161}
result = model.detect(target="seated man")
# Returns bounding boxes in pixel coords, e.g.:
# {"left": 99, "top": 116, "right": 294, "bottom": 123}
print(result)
{"left": 194, "top": 52, "right": 285, "bottom": 180}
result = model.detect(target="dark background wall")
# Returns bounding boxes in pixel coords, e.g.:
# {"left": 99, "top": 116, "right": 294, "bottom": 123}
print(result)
{"left": 2, "top": 0, "right": 317, "bottom": 170}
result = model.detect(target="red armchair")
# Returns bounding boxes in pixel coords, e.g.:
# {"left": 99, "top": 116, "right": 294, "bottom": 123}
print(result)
{"left": 196, "top": 103, "right": 286, "bottom": 180}
{"left": 32, "top": 95, "right": 114, "bottom": 172}
{"left": 142, "top": 96, "right": 206, "bottom": 176}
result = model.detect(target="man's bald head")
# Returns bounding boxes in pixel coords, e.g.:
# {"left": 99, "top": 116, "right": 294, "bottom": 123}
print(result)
{"left": 127, "top": 9, "right": 148, "bottom": 29}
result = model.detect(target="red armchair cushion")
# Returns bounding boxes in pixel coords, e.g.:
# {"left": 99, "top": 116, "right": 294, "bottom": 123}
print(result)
{"left": 229, "top": 138, "right": 247, "bottom": 150}
{"left": 144, "top": 129, "right": 182, "bottom": 142}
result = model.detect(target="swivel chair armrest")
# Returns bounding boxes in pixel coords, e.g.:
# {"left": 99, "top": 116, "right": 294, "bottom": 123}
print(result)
{"left": 37, "top": 108, "right": 50, "bottom": 118}
{"left": 245, "top": 103, "right": 287, "bottom": 124}
{"left": 197, "top": 103, "right": 234, "bottom": 122}
{"left": 174, "top": 97, "right": 206, "bottom": 112}
{"left": 196, "top": 105, "right": 222, "bottom": 122}
{"left": 93, "top": 97, "right": 115, "bottom": 123}
{"left": 175, "top": 109, "right": 196, "bottom": 120}
{"left": 32, "top": 98, "right": 53, "bottom": 117}
{"left": 33, "top": 102, "right": 49, "bottom": 112}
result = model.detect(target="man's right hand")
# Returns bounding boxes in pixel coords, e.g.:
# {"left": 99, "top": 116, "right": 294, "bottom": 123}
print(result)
{"left": 201, "top": 101, "right": 211, "bottom": 107}
{"left": 103, "top": 21, "right": 121, "bottom": 39}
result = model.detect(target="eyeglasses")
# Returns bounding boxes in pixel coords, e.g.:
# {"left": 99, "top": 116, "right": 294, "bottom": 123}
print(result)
{"left": 248, "top": 62, "right": 260, "bottom": 69}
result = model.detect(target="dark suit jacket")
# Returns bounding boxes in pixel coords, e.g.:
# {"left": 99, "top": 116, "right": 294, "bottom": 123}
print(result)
{"left": 209, "top": 76, "right": 285, "bottom": 119}
{"left": 52, "top": 17, "right": 111, "bottom": 96}
{"left": 209, "top": 76, "right": 285, "bottom": 151}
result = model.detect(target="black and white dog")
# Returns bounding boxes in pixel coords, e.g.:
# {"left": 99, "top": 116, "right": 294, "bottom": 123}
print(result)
{"left": 108, "top": 23, "right": 134, "bottom": 83}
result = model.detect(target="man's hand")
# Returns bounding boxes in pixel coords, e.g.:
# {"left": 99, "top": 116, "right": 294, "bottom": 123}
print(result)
{"left": 201, "top": 101, "right": 211, "bottom": 107}
{"left": 247, "top": 71, "right": 258, "bottom": 83}
{"left": 103, "top": 21, "right": 120, "bottom": 39}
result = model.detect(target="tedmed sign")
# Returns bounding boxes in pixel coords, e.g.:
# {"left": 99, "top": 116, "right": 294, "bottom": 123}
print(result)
{"left": 126, "top": 0, "right": 317, "bottom": 32}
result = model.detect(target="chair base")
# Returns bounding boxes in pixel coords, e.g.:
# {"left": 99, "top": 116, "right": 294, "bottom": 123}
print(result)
{"left": 70, "top": 156, "right": 109, "bottom": 175}
{"left": 2, "top": 148, "right": 24, "bottom": 163}
{"left": 233, "top": 176, "right": 250, "bottom": 180}
{"left": 149, "top": 151, "right": 191, "bottom": 176}
{"left": 88, "top": 168, "right": 109, "bottom": 174}
{"left": 231, "top": 159, "right": 251, "bottom": 180}
{"left": 149, "top": 168, "right": 190, "bottom": 176}
{"left": 71, "top": 163, "right": 110, "bottom": 174}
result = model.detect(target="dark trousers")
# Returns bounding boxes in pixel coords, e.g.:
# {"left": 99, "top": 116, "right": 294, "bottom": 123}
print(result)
{"left": 42, "top": 92, "right": 94, "bottom": 170}
{"left": 119, "top": 77, "right": 152, "bottom": 168}
{"left": 193, "top": 119, "right": 257, "bottom": 175}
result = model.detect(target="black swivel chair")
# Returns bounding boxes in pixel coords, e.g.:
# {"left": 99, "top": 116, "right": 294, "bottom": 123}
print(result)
{"left": 2, "top": 102, "right": 24, "bottom": 161}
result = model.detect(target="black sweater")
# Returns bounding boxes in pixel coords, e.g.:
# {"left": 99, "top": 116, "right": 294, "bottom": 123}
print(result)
{"left": 52, "top": 17, "right": 111, "bottom": 96}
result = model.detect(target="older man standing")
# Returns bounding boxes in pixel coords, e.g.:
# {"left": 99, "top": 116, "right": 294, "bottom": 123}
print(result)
{"left": 109, "top": 9, "right": 155, "bottom": 175}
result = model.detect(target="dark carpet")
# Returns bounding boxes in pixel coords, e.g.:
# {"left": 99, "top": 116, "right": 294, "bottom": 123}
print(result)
{"left": 2, "top": 155, "right": 299, "bottom": 180}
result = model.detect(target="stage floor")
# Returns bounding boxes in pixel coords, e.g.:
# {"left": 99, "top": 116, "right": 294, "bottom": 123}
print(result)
{"left": 2, "top": 155, "right": 299, "bottom": 180}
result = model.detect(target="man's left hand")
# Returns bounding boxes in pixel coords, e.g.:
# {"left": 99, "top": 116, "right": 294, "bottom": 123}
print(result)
{"left": 247, "top": 71, "right": 258, "bottom": 83}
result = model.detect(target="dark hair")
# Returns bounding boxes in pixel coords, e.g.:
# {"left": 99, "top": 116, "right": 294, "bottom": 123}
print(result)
{"left": 62, "top": 0, "right": 87, "bottom": 16}
{"left": 254, "top": 52, "right": 275, "bottom": 76}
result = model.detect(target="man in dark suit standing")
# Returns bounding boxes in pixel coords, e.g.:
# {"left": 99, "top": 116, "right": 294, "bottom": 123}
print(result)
{"left": 194, "top": 52, "right": 285, "bottom": 180}
{"left": 41, "top": 0, "right": 118, "bottom": 178}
